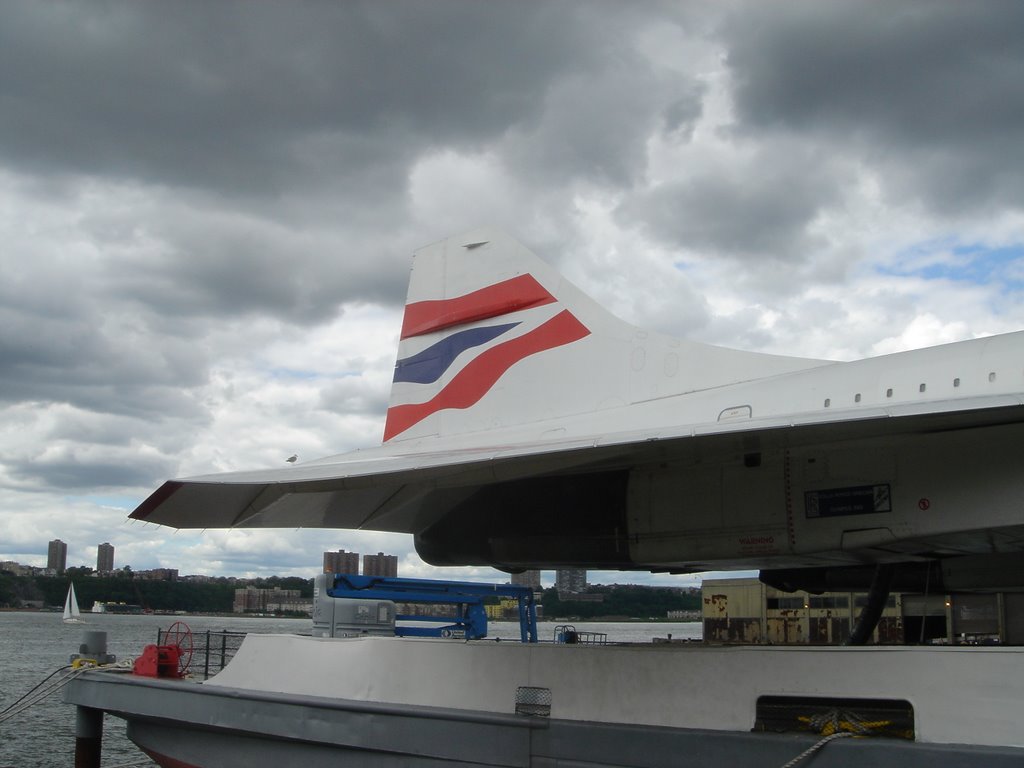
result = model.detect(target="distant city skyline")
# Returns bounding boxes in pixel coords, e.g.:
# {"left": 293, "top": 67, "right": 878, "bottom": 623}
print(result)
{"left": 7, "top": 539, "right": 724, "bottom": 589}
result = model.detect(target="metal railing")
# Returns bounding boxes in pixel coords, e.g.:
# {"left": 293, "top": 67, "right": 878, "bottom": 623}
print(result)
{"left": 152, "top": 624, "right": 609, "bottom": 680}
{"left": 156, "top": 628, "right": 248, "bottom": 680}
{"left": 553, "top": 624, "right": 608, "bottom": 645}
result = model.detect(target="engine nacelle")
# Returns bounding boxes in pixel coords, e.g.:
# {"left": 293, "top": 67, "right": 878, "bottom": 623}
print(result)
{"left": 414, "top": 471, "right": 633, "bottom": 568}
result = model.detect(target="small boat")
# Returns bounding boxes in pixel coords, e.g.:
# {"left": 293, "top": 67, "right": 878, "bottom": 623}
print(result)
{"left": 63, "top": 582, "right": 84, "bottom": 624}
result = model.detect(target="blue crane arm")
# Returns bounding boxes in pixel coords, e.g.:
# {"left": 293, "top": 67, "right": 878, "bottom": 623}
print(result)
{"left": 326, "top": 574, "right": 539, "bottom": 642}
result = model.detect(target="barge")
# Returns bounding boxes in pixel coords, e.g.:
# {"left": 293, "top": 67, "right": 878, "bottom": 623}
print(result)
{"left": 65, "top": 634, "right": 1024, "bottom": 767}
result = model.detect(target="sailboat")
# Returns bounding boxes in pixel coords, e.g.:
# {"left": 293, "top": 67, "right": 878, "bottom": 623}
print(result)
{"left": 62, "top": 582, "right": 84, "bottom": 624}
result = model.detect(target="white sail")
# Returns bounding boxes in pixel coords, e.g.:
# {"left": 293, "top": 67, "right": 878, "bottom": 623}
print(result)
{"left": 63, "top": 582, "right": 83, "bottom": 623}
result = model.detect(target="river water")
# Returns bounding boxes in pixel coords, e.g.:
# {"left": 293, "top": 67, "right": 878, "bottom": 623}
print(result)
{"left": 0, "top": 612, "right": 701, "bottom": 767}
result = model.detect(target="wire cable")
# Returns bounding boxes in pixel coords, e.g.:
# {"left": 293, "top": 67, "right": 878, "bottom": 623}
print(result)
{"left": 0, "top": 661, "right": 133, "bottom": 724}
{"left": 776, "top": 731, "right": 854, "bottom": 768}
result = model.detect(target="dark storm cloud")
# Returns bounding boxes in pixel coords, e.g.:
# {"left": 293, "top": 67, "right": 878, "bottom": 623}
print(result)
{"left": 504, "top": 40, "right": 705, "bottom": 189}
{"left": 0, "top": 229, "right": 212, "bottom": 418}
{"left": 0, "top": 0, "right": 693, "bottom": 341}
{"left": 106, "top": 223, "right": 358, "bottom": 325}
{"left": 6, "top": 448, "right": 176, "bottom": 492}
{"left": 722, "top": 0, "right": 1024, "bottom": 212}
{"left": 621, "top": 145, "right": 842, "bottom": 260}
{"left": 0, "top": 1, "right": 611, "bottom": 197}
{"left": 662, "top": 83, "right": 706, "bottom": 141}
{"left": 124, "top": 214, "right": 415, "bottom": 321}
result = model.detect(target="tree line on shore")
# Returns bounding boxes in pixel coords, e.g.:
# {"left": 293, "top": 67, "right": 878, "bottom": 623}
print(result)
{"left": 0, "top": 571, "right": 312, "bottom": 613}
{"left": 542, "top": 585, "right": 700, "bottom": 619}
{"left": 1, "top": 570, "right": 701, "bottom": 619}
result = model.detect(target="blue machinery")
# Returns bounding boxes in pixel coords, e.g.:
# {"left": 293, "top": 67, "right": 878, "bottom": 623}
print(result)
{"left": 324, "top": 574, "right": 539, "bottom": 643}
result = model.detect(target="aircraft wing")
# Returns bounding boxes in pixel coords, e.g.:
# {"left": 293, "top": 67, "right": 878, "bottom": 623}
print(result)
{"left": 131, "top": 436, "right": 636, "bottom": 532}
{"left": 131, "top": 393, "right": 1024, "bottom": 533}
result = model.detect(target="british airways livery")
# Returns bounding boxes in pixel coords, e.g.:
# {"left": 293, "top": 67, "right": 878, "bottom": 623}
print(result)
{"left": 132, "top": 228, "right": 1024, "bottom": 594}
{"left": 386, "top": 273, "right": 590, "bottom": 441}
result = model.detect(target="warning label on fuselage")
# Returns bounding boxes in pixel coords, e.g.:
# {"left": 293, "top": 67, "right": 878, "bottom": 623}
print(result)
{"left": 805, "top": 484, "right": 891, "bottom": 518}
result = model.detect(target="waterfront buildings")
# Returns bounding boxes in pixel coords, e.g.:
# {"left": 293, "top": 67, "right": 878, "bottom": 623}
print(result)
{"left": 555, "top": 568, "right": 586, "bottom": 596}
{"left": 97, "top": 542, "right": 115, "bottom": 573}
{"left": 323, "top": 549, "right": 360, "bottom": 574}
{"left": 135, "top": 568, "right": 178, "bottom": 581}
{"left": 47, "top": 539, "right": 67, "bottom": 573}
{"left": 233, "top": 585, "right": 312, "bottom": 614}
{"left": 362, "top": 551, "right": 398, "bottom": 577}
{"left": 700, "top": 577, "right": 1024, "bottom": 645}
{"left": 701, "top": 577, "right": 903, "bottom": 644}
{"left": 323, "top": 548, "right": 399, "bottom": 577}
{"left": 510, "top": 569, "right": 542, "bottom": 591}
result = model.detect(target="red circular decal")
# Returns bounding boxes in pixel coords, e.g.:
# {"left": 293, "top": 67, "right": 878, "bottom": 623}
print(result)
{"left": 918, "top": 498, "right": 931, "bottom": 511}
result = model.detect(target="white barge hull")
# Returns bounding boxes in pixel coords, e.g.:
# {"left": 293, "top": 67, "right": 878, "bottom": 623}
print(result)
{"left": 65, "top": 635, "right": 1024, "bottom": 767}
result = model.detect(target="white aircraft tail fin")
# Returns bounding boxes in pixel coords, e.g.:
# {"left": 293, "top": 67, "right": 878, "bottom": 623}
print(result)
{"left": 384, "top": 229, "right": 825, "bottom": 442}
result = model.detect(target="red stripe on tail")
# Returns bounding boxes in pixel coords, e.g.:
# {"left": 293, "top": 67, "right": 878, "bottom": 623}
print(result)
{"left": 400, "top": 274, "right": 555, "bottom": 339}
{"left": 385, "top": 309, "right": 589, "bottom": 440}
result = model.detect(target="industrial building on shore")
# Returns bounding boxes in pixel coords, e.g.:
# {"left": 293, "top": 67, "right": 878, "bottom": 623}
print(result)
{"left": 702, "top": 577, "right": 1023, "bottom": 645}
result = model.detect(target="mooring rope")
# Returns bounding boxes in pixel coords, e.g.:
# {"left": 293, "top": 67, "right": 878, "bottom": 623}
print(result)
{"left": 775, "top": 707, "right": 891, "bottom": 768}
{"left": 0, "top": 661, "right": 132, "bottom": 724}
{"left": 776, "top": 731, "right": 855, "bottom": 768}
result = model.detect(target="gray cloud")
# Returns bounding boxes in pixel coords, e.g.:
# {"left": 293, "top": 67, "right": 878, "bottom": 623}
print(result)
{"left": 661, "top": 83, "right": 706, "bottom": 141}
{"left": 723, "top": 0, "right": 1024, "bottom": 213}
{"left": 503, "top": 49, "right": 704, "bottom": 189}
{"left": 620, "top": 143, "right": 843, "bottom": 261}
{"left": 0, "top": 2, "right": 612, "bottom": 198}
{"left": 319, "top": 375, "right": 391, "bottom": 418}
{"left": 0, "top": 307, "right": 209, "bottom": 420}
{"left": 7, "top": 446, "right": 176, "bottom": 492}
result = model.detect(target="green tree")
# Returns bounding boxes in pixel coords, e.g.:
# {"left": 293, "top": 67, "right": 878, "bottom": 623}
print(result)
{"left": 0, "top": 574, "right": 17, "bottom": 607}
{"left": 541, "top": 585, "right": 699, "bottom": 620}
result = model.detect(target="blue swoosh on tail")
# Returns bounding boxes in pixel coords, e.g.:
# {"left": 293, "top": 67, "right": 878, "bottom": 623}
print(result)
{"left": 393, "top": 322, "right": 520, "bottom": 384}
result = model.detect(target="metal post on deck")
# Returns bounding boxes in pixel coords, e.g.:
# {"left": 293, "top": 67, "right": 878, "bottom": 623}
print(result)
{"left": 70, "top": 630, "right": 116, "bottom": 768}
{"left": 74, "top": 706, "right": 103, "bottom": 768}
{"left": 204, "top": 630, "right": 211, "bottom": 680}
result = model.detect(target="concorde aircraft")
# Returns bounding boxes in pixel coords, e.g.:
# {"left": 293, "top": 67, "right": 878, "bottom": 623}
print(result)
{"left": 132, "top": 229, "right": 1024, "bottom": 595}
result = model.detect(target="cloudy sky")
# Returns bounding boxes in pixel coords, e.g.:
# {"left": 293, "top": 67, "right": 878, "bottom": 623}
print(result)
{"left": 2, "top": 1, "right": 1022, "bottom": 587}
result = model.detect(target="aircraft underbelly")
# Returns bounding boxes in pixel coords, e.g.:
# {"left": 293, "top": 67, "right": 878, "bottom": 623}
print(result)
{"left": 626, "top": 421, "right": 1024, "bottom": 570}
{"left": 627, "top": 453, "right": 790, "bottom": 565}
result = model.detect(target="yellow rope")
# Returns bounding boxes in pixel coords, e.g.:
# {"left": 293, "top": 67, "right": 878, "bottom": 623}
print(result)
{"left": 778, "top": 708, "right": 897, "bottom": 768}
{"left": 798, "top": 709, "right": 891, "bottom": 736}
